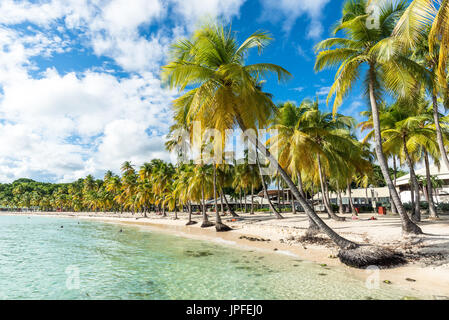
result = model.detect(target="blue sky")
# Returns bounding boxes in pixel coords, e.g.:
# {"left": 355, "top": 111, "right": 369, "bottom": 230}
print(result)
{"left": 0, "top": 0, "right": 371, "bottom": 183}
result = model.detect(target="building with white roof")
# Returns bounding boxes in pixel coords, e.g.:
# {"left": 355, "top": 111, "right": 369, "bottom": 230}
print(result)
{"left": 395, "top": 165, "right": 449, "bottom": 203}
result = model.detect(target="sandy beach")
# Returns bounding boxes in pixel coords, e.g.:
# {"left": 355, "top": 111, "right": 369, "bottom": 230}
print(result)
{"left": 3, "top": 210, "right": 449, "bottom": 299}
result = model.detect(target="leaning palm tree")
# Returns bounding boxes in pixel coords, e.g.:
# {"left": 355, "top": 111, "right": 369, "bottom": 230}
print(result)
{"left": 162, "top": 23, "right": 406, "bottom": 267}
{"left": 315, "top": 0, "right": 423, "bottom": 234}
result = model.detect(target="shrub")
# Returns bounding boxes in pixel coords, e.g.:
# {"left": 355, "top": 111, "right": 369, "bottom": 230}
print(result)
{"left": 437, "top": 202, "right": 449, "bottom": 213}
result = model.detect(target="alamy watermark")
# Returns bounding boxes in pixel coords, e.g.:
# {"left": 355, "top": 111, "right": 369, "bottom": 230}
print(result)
{"left": 65, "top": 265, "right": 80, "bottom": 290}
{"left": 366, "top": 0, "right": 381, "bottom": 30}
{"left": 365, "top": 265, "right": 380, "bottom": 289}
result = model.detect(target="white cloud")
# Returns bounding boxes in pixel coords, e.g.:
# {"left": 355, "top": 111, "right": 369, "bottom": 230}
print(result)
{"left": 316, "top": 85, "right": 331, "bottom": 96}
{"left": 171, "top": 0, "right": 245, "bottom": 26}
{"left": 0, "top": 0, "right": 65, "bottom": 26}
{"left": 0, "top": 0, "right": 248, "bottom": 182}
{"left": 290, "top": 86, "right": 305, "bottom": 92}
{"left": 0, "top": 68, "right": 175, "bottom": 182}
{"left": 259, "top": 0, "right": 331, "bottom": 38}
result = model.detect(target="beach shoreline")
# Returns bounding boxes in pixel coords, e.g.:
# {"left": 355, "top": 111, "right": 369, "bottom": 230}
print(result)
{"left": 2, "top": 210, "right": 449, "bottom": 299}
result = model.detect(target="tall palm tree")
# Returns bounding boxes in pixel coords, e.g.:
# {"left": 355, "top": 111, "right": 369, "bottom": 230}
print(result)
{"left": 315, "top": 0, "right": 423, "bottom": 234}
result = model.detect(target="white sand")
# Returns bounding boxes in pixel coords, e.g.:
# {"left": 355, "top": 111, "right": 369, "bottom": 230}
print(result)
{"left": 3, "top": 210, "right": 449, "bottom": 298}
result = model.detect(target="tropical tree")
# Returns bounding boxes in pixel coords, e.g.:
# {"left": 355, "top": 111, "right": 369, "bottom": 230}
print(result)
{"left": 315, "top": 0, "right": 423, "bottom": 234}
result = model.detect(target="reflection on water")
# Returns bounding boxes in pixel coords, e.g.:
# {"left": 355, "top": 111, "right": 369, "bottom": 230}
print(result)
{"left": 0, "top": 215, "right": 420, "bottom": 299}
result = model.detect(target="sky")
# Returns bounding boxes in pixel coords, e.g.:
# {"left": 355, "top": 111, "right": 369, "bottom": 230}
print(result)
{"left": 0, "top": 0, "right": 371, "bottom": 183}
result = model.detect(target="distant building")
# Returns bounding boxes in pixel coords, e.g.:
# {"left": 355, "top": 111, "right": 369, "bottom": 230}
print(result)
{"left": 313, "top": 187, "right": 391, "bottom": 211}
{"left": 395, "top": 165, "right": 449, "bottom": 203}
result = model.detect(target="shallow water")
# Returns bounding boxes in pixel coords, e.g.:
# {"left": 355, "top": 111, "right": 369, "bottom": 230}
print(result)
{"left": 0, "top": 215, "right": 420, "bottom": 299}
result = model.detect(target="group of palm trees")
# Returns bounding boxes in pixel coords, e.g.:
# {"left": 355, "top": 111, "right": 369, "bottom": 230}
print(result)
{"left": 160, "top": 0, "right": 449, "bottom": 265}
{"left": 3, "top": 0, "right": 449, "bottom": 267}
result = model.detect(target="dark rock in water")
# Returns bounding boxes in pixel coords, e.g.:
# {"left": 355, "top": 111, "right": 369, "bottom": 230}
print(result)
{"left": 239, "top": 235, "right": 270, "bottom": 242}
{"left": 119, "top": 229, "right": 123, "bottom": 233}
{"left": 60, "top": 226, "right": 63, "bottom": 228}
{"left": 184, "top": 250, "right": 213, "bottom": 258}
{"left": 405, "top": 278, "right": 416, "bottom": 282}
{"left": 235, "top": 266, "right": 251, "bottom": 270}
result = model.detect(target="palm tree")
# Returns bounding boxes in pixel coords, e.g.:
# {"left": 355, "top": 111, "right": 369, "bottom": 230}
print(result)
{"left": 269, "top": 101, "right": 314, "bottom": 216}
{"left": 216, "top": 163, "right": 239, "bottom": 217}
{"left": 393, "top": 0, "right": 449, "bottom": 88}
{"left": 315, "top": 0, "right": 423, "bottom": 234}
{"left": 255, "top": 153, "right": 284, "bottom": 219}
{"left": 383, "top": 97, "right": 445, "bottom": 219}
{"left": 162, "top": 23, "right": 408, "bottom": 267}
{"left": 396, "top": 26, "right": 449, "bottom": 172}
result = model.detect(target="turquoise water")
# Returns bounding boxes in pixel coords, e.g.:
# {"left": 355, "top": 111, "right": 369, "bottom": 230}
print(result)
{"left": 0, "top": 215, "right": 419, "bottom": 300}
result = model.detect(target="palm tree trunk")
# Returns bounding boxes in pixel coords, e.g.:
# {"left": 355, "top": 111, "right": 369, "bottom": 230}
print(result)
{"left": 281, "top": 183, "right": 285, "bottom": 208}
{"left": 174, "top": 202, "right": 178, "bottom": 220}
{"left": 221, "top": 188, "right": 239, "bottom": 217}
{"left": 214, "top": 165, "right": 230, "bottom": 231}
{"left": 403, "top": 135, "right": 421, "bottom": 222}
{"left": 188, "top": 202, "right": 192, "bottom": 221}
{"left": 239, "top": 191, "right": 242, "bottom": 212}
{"left": 220, "top": 190, "right": 224, "bottom": 215}
{"left": 337, "top": 189, "right": 344, "bottom": 215}
{"left": 432, "top": 92, "right": 449, "bottom": 171}
{"left": 244, "top": 191, "right": 247, "bottom": 213}
{"left": 347, "top": 182, "right": 357, "bottom": 216}
{"left": 391, "top": 156, "right": 398, "bottom": 214}
{"left": 368, "top": 67, "right": 422, "bottom": 234}
{"left": 201, "top": 184, "right": 213, "bottom": 227}
{"left": 297, "top": 173, "right": 306, "bottom": 198}
{"left": 291, "top": 190, "right": 297, "bottom": 214}
{"left": 317, "top": 155, "right": 344, "bottom": 221}
{"left": 239, "top": 116, "right": 355, "bottom": 249}
{"left": 255, "top": 152, "right": 283, "bottom": 219}
{"left": 277, "top": 179, "right": 281, "bottom": 211}
{"left": 424, "top": 150, "right": 438, "bottom": 219}
{"left": 250, "top": 185, "right": 254, "bottom": 214}
{"left": 365, "top": 188, "right": 369, "bottom": 208}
